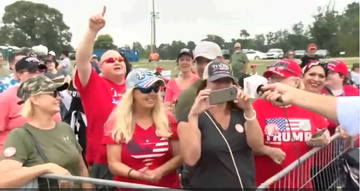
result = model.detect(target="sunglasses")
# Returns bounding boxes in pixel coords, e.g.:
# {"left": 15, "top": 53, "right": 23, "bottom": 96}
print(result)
{"left": 135, "top": 86, "right": 160, "bottom": 94}
{"left": 40, "top": 91, "right": 60, "bottom": 98}
{"left": 102, "top": 57, "right": 124, "bottom": 64}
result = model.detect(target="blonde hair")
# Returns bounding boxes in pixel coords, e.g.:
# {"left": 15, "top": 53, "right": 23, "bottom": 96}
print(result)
{"left": 20, "top": 99, "right": 34, "bottom": 118}
{"left": 105, "top": 87, "right": 172, "bottom": 143}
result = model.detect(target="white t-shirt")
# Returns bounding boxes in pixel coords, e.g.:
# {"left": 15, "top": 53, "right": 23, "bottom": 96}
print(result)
{"left": 60, "top": 57, "right": 71, "bottom": 74}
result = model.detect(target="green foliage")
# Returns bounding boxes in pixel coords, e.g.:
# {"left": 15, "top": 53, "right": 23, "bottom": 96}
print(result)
{"left": 94, "top": 34, "right": 117, "bottom": 50}
{"left": 0, "top": 1, "right": 73, "bottom": 54}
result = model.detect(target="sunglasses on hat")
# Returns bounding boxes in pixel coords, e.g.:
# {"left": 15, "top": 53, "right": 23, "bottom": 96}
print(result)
{"left": 135, "top": 86, "right": 160, "bottom": 94}
{"left": 102, "top": 57, "right": 124, "bottom": 64}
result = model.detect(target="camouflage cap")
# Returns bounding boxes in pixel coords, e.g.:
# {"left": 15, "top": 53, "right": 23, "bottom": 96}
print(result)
{"left": 17, "top": 76, "right": 69, "bottom": 104}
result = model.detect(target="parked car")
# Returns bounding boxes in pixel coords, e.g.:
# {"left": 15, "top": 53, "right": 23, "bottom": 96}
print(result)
{"left": 245, "top": 50, "right": 266, "bottom": 60}
{"left": 294, "top": 50, "right": 306, "bottom": 59}
{"left": 316, "top": 49, "right": 330, "bottom": 58}
{"left": 266, "top": 48, "right": 284, "bottom": 59}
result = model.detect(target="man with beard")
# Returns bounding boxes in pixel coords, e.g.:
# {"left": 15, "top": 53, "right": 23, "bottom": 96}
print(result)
{"left": 74, "top": 6, "right": 130, "bottom": 189}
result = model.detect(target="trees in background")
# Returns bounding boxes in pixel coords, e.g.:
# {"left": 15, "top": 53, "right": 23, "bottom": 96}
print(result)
{"left": 0, "top": 1, "right": 358, "bottom": 59}
{"left": 0, "top": 1, "right": 73, "bottom": 54}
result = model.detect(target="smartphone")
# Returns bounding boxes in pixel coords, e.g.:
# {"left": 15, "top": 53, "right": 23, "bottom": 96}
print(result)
{"left": 52, "top": 77, "right": 66, "bottom": 83}
{"left": 311, "top": 128, "right": 328, "bottom": 138}
{"left": 208, "top": 87, "right": 238, "bottom": 105}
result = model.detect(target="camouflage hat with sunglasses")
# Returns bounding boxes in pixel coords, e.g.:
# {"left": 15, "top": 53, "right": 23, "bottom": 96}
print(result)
{"left": 17, "top": 76, "right": 69, "bottom": 105}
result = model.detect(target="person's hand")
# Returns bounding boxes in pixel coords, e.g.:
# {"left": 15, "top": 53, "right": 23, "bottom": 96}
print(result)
{"left": 138, "top": 166, "right": 162, "bottom": 182}
{"left": 267, "top": 147, "right": 286, "bottom": 165}
{"left": 233, "top": 85, "right": 252, "bottom": 111}
{"left": 89, "top": 6, "right": 106, "bottom": 32}
{"left": 306, "top": 130, "right": 330, "bottom": 147}
{"left": 336, "top": 126, "right": 350, "bottom": 139}
{"left": 260, "top": 83, "right": 299, "bottom": 105}
{"left": 44, "top": 163, "right": 72, "bottom": 188}
{"left": 189, "top": 89, "right": 213, "bottom": 116}
{"left": 81, "top": 183, "right": 94, "bottom": 190}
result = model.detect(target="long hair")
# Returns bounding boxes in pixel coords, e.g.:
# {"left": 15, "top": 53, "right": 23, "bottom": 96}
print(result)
{"left": 20, "top": 100, "right": 34, "bottom": 118}
{"left": 105, "top": 87, "right": 172, "bottom": 143}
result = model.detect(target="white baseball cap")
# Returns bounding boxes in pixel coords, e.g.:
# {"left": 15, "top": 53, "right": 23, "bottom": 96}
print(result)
{"left": 48, "top": 51, "right": 56, "bottom": 56}
{"left": 193, "top": 41, "right": 222, "bottom": 60}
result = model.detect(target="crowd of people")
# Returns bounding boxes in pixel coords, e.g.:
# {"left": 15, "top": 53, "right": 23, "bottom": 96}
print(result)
{"left": 0, "top": 6, "right": 358, "bottom": 190}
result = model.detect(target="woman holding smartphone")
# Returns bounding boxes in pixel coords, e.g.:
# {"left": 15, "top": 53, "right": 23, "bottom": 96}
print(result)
{"left": 177, "top": 60, "right": 264, "bottom": 188}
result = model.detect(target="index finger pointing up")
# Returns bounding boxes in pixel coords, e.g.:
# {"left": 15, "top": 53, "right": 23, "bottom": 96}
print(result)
{"left": 101, "top": 6, "right": 106, "bottom": 17}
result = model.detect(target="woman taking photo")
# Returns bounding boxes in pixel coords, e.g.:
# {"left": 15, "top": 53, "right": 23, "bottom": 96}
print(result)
{"left": 103, "top": 68, "right": 182, "bottom": 189}
{"left": 164, "top": 48, "right": 199, "bottom": 112}
{"left": 253, "top": 59, "right": 330, "bottom": 189}
{"left": 177, "top": 60, "right": 264, "bottom": 188}
{"left": 0, "top": 76, "right": 91, "bottom": 189}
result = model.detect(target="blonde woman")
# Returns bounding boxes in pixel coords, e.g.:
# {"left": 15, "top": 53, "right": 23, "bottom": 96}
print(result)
{"left": 103, "top": 68, "right": 182, "bottom": 189}
{"left": 0, "top": 76, "right": 91, "bottom": 189}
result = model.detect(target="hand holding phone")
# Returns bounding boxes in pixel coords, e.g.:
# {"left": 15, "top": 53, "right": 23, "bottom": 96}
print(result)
{"left": 208, "top": 86, "right": 238, "bottom": 105}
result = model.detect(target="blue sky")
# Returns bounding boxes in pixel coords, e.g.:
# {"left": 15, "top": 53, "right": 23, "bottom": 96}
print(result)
{"left": 0, "top": 0, "right": 358, "bottom": 48}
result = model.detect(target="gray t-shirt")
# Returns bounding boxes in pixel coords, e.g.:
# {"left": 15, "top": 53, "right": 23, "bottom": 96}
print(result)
{"left": 60, "top": 58, "right": 71, "bottom": 74}
{"left": 45, "top": 70, "right": 68, "bottom": 80}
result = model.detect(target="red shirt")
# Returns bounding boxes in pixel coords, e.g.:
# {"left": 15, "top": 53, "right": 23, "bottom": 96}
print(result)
{"left": 252, "top": 99, "right": 328, "bottom": 188}
{"left": 102, "top": 113, "right": 180, "bottom": 189}
{"left": 74, "top": 70, "right": 126, "bottom": 165}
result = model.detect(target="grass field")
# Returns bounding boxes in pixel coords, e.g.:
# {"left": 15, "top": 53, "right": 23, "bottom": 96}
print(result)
{"left": 131, "top": 58, "right": 360, "bottom": 78}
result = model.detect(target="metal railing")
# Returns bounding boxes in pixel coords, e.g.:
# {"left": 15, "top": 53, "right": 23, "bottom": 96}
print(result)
{"left": 256, "top": 133, "right": 358, "bottom": 190}
{"left": 20, "top": 173, "right": 184, "bottom": 191}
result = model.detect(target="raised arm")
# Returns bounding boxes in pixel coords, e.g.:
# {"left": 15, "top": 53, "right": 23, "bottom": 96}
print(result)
{"left": 75, "top": 6, "right": 106, "bottom": 87}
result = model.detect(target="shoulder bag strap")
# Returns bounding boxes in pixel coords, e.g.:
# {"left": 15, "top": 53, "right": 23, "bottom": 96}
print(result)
{"left": 22, "top": 127, "right": 50, "bottom": 163}
{"left": 204, "top": 111, "right": 244, "bottom": 191}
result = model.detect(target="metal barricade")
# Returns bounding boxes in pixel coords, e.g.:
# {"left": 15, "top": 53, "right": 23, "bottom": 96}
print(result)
{"left": 26, "top": 174, "right": 184, "bottom": 191}
{"left": 257, "top": 133, "right": 357, "bottom": 190}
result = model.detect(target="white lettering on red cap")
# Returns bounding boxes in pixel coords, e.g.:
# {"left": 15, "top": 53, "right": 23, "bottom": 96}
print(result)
{"left": 3, "top": 147, "right": 16, "bottom": 157}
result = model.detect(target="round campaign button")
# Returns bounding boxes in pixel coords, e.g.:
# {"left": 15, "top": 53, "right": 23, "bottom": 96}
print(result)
{"left": 299, "top": 121, "right": 311, "bottom": 131}
{"left": 3, "top": 147, "right": 16, "bottom": 157}
{"left": 235, "top": 124, "right": 244, "bottom": 133}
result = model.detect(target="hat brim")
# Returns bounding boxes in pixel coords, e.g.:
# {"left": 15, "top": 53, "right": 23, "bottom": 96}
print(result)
{"left": 55, "top": 82, "right": 69, "bottom": 92}
{"left": 140, "top": 77, "right": 165, "bottom": 89}
{"left": 194, "top": 53, "right": 216, "bottom": 60}
{"left": 207, "top": 74, "right": 234, "bottom": 82}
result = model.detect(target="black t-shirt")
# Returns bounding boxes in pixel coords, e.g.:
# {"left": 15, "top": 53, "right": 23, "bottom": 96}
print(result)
{"left": 300, "top": 55, "right": 320, "bottom": 68}
{"left": 67, "top": 80, "right": 83, "bottom": 113}
{"left": 177, "top": 109, "right": 255, "bottom": 188}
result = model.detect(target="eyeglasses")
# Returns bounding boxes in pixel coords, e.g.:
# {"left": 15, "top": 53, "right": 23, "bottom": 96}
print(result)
{"left": 135, "top": 86, "right": 160, "bottom": 94}
{"left": 102, "top": 57, "right": 124, "bottom": 64}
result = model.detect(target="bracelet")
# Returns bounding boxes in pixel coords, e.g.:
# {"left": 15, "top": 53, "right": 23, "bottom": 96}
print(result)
{"left": 244, "top": 109, "right": 257, "bottom": 121}
{"left": 127, "top": 169, "right": 134, "bottom": 178}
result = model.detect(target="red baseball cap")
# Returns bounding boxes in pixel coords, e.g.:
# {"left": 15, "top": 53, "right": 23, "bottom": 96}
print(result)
{"left": 326, "top": 60, "right": 348, "bottom": 77}
{"left": 308, "top": 43, "right": 317, "bottom": 50}
{"left": 263, "top": 59, "right": 302, "bottom": 79}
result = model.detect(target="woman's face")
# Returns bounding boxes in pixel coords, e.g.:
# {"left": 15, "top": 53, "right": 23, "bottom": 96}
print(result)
{"left": 302, "top": 66, "right": 326, "bottom": 93}
{"left": 33, "top": 91, "right": 61, "bottom": 114}
{"left": 326, "top": 72, "right": 343, "bottom": 86}
{"left": 269, "top": 74, "right": 298, "bottom": 87}
{"left": 133, "top": 85, "right": 160, "bottom": 109}
{"left": 288, "top": 52, "right": 294, "bottom": 59}
{"left": 178, "top": 55, "right": 193, "bottom": 72}
{"left": 45, "top": 61, "right": 56, "bottom": 70}
{"left": 206, "top": 77, "right": 233, "bottom": 91}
